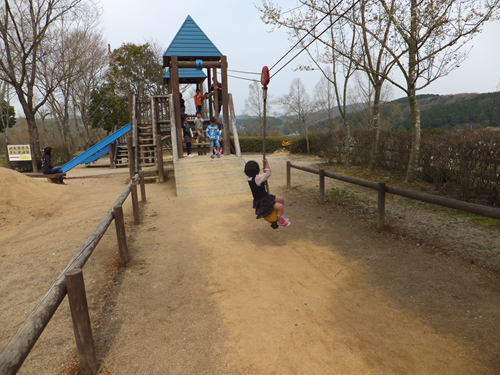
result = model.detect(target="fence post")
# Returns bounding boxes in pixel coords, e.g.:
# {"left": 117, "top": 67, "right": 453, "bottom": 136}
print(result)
{"left": 65, "top": 268, "right": 98, "bottom": 375}
{"left": 319, "top": 169, "right": 325, "bottom": 204}
{"left": 131, "top": 184, "right": 140, "bottom": 225}
{"left": 156, "top": 134, "right": 165, "bottom": 182}
{"left": 286, "top": 161, "right": 291, "bottom": 189}
{"left": 30, "top": 142, "right": 38, "bottom": 172}
{"left": 5, "top": 142, "right": 12, "bottom": 169}
{"left": 113, "top": 205, "right": 130, "bottom": 264}
{"left": 377, "top": 182, "right": 386, "bottom": 231}
{"left": 139, "top": 171, "right": 146, "bottom": 202}
{"left": 109, "top": 142, "right": 116, "bottom": 169}
{"left": 127, "top": 136, "right": 135, "bottom": 179}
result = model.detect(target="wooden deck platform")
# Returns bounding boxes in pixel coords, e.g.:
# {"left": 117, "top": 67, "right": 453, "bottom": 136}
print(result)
{"left": 173, "top": 154, "right": 250, "bottom": 197}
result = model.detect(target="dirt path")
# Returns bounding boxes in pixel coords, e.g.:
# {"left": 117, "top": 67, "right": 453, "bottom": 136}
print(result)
{"left": 1, "top": 155, "right": 500, "bottom": 374}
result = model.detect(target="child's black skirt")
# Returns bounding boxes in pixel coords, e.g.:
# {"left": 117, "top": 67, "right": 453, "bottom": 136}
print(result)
{"left": 253, "top": 194, "right": 276, "bottom": 219}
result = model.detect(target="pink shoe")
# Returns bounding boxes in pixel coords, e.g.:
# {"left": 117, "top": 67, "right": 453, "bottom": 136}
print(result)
{"left": 278, "top": 217, "right": 291, "bottom": 227}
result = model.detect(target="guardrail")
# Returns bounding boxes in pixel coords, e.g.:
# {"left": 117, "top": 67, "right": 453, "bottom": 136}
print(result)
{"left": 286, "top": 161, "right": 500, "bottom": 230}
{"left": 0, "top": 172, "right": 147, "bottom": 375}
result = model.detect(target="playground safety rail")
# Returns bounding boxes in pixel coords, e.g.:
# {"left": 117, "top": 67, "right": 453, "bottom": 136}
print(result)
{"left": 0, "top": 172, "right": 147, "bottom": 375}
{"left": 286, "top": 161, "right": 500, "bottom": 230}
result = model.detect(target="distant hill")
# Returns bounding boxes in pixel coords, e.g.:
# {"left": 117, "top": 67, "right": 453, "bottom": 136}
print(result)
{"left": 237, "top": 92, "right": 500, "bottom": 134}
{"left": 383, "top": 92, "right": 500, "bottom": 130}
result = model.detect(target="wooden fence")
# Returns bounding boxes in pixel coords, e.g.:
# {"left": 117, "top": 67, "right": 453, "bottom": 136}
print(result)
{"left": 0, "top": 172, "right": 147, "bottom": 375}
{"left": 286, "top": 161, "right": 500, "bottom": 230}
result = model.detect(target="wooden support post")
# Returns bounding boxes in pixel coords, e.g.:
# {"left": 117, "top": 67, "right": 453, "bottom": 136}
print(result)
{"left": 287, "top": 161, "right": 291, "bottom": 189}
{"left": 213, "top": 68, "right": 219, "bottom": 122}
{"left": 65, "top": 268, "right": 98, "bottom": 375}
{"left": 127, "top": 136, "right": 135, "bottom": 179}
{"left": 155, "top": 134, "right": 164, "bottom": 182}
{"left": 221, "top": 56, "right": 230, "bottom": 155}
{"left": 5, "top": 142, "right": 12, "bottom": 169}
{"left": 228, "top": 94, "right": 241, "bottom": 157}
{"left": 319, "top": 169, "right": 325, "bottom": 204}
{"left": 30, "top": 142, "right": 38, "bottom": 172}
{"left": 113, "top": 205, "right": 130, "bottom": 264}
{"left": 131, "top": 184, "right": 140, "bottom": 225}
{"left": 168, "top": 94, "right": 179, "bottom": 162}
{"left": 377, "top": 182, "right": 386, "bottom": 231}
{"left": 139, "top": 171, "right": 146, "bottom": 202}
{"left": 170, "top": 55, "right": 183, "bottom": 159}
{"left": 109, "top": 143, "right": 116, "bottom": 169}
{"left": 207, "top": 68, "right": 213, "bottom": 119}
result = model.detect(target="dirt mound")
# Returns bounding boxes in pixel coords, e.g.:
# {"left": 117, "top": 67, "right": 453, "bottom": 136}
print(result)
{"left": 0, "top": 167, "right": 60, "bottom": 226}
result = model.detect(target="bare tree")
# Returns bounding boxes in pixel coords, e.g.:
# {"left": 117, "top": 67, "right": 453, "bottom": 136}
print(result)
{"left": 71, "top": 30, "right": 109, "bottom": 149}
{"left": 375, "top": 0, "right": 500, "bottom": 181}
{"left": 280, "top": 78, "right": 317, "bottom": 154}
{"left": 314, "top": 72, "right": 338, "bottom": 129}
{"left": 0, "top": 0, "right": 93, "bottom": 154}
{"left": 259, "top": 0, "right": 359, "bottom": 163}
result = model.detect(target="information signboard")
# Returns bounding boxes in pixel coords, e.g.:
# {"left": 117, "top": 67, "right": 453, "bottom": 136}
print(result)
{"left": 7, "top": 145, "right": 32, "bottom": 161}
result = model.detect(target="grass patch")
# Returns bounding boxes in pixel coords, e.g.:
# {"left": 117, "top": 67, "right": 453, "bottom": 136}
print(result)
{"left": 0, "top": 155, "right": 6, "bottom": 168}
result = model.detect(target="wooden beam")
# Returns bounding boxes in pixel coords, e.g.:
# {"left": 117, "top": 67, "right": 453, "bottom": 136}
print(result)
{"left": 139, "top": 171, "right": 147, "bottom": 201}
{"left": 168, "top": 94, "right": 179, "bottom": 162}
{"left": 170, "top": 56, "right": 183, "bottom": 159}
{"left": 178, "top": 61, "right": 221, "bottom": 69}
{"left": 207, "top": 69, "right": 213, "bottom": 119}
{"left": 127, "top": 136, "right": 135, "bottom": 179}
{"left": 156, "top": 134, "right": 165, "bottom": 182}
{"left": 221, "top": 56, "right": 230, "bottom": 155}
{"left": 229, "top": 94, "right": 241, "bottom": 157}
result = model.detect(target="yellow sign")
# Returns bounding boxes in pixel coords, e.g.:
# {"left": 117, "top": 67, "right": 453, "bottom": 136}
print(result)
{"left": 7, "top": 145, "right": 32, "bottom": 161}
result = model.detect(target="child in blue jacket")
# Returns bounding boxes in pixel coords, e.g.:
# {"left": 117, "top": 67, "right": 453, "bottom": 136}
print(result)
{"left": 205, "top": 117, "right": 221, "bottom": 159}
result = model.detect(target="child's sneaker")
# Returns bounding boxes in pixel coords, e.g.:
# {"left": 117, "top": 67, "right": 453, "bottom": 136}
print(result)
{"left": 211, "top": 154, "right": 215, "bottom": 159}
{"left": 216, "top": 153, "right": 220, "bottom": 158}
{"left": 278, "top": 216, "right": 291, "bottom": 227}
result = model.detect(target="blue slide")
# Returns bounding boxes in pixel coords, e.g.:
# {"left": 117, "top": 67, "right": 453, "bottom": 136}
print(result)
{"left": 61, "top": 123, "right": 131, "bottom": 173}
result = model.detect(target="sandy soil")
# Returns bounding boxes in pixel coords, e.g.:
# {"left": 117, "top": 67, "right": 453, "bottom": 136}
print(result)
{"left": 1, "top": 154, "right": 500, "bottom": 374}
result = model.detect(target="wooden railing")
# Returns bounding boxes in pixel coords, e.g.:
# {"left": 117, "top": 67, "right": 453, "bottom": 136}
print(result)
{"left": 286, "top": 161, "right": 500, "bottom": 230}
{"left": 0, "top": 173, "right": 147, "bottom": 375}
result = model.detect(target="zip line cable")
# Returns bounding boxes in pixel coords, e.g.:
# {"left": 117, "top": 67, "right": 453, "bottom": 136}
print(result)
{"left": 228, "top": 69, "right": 261, "bottom": 75}
{"left": 269, "top": 0, "right": 344, "bottom": 72}
{"left": 269, "top": 0, "right": 361, "bottom": 80}
{"left": 228, "top": 74, "right": 260, "bottom": 83}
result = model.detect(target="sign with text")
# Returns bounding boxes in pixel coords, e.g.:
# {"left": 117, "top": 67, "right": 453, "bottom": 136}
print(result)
{"left": 7, "top": 145, "right": 32, "bottom": 161}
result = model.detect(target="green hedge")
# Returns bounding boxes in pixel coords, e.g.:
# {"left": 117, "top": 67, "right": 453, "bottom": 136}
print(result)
{"left": 237, "top": 135, "right": 318, "bottom": 154}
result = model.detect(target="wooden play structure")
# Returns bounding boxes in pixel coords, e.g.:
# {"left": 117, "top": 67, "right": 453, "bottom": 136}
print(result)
{"left": 109, "top": 15, "right": 241, "bottom": 182}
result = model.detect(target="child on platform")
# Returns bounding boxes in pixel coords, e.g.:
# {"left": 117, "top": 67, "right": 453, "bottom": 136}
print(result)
{"left": 194, "top": 89, "right": 207, "bottom": 114}
{"left": 194, "top": 112, "right": 204, "bottom": 143}
{"left": 181, "top": 114, "right": 194, "bottom": 158}
{"left": 206, "top": 117, "right": 221, "bottom": 158}
{"left": 244, "top": 159, "right": 290, "bottom": 227}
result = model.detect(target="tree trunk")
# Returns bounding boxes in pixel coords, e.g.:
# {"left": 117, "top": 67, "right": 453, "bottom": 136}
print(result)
{"left": 368, "top": 86, "right": 382, "bottom": 173}
{"left": 406, "top": 88, "right": 421, "bottom": 182}
{"left": 304, "top": 120, "right": 310, "bottom": 154}
{"left": 405, "top": 0, "right": 421, "bottom": 183}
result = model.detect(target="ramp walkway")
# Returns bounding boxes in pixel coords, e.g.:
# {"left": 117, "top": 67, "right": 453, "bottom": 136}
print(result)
{"left": 173, "top": 154, "right": 249, "bottom": 197}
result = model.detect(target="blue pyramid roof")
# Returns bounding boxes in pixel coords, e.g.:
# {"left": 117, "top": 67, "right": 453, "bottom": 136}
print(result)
{"left": 163, "top": 15, "right": 222, "bottom": 67}
{"left": 163, "top": 68, "right": 207, "bottom": 84}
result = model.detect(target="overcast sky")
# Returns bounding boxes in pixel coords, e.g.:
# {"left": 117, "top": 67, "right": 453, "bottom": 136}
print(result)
{"left": 21, "top": 0, "right": 500, "bottom": 118}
